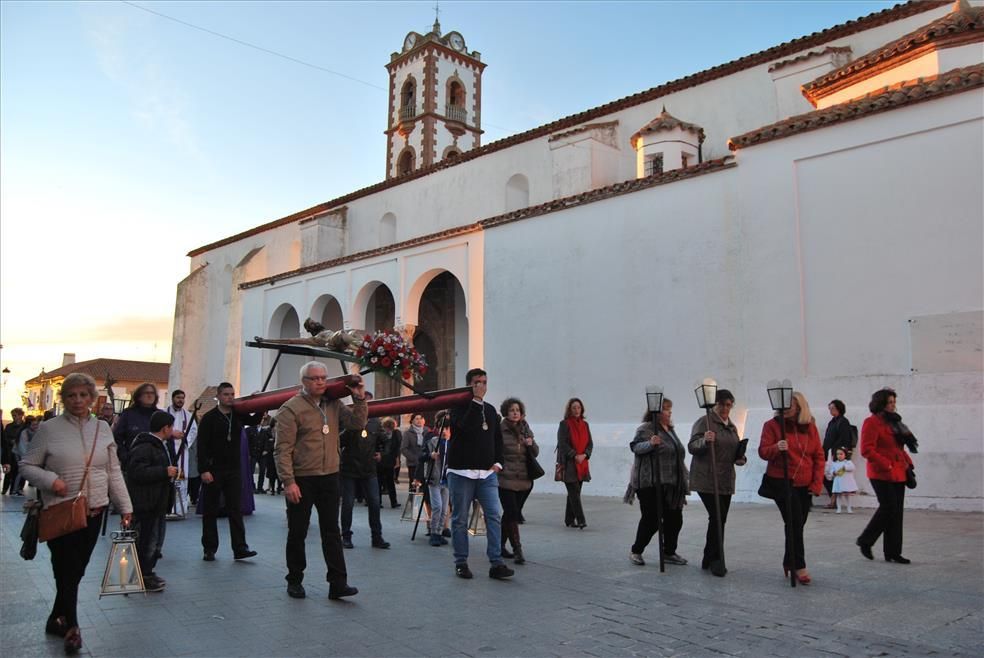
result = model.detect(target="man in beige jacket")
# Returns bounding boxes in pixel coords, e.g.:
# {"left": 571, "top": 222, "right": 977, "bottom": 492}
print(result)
{"left": 274, "top": 361, "right": 368, "bottom": 600}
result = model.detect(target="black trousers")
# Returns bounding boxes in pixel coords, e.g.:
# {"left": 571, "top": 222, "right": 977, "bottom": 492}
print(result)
{"left": 564, "top": 481, "right": 586, "bottom": 526}
{"left": 697, "top": 492, "right": 732, "bottom": 566}
{"left": 285, "top": 474, "right": 348, "bottom": 588}
{"left": 201, "top": 470, "right": 248, "bottom": 554}
{"left": 133, "top": 512, "right": 163, "bottom": 576}
{"left": 47, "top": 513, "right": 102, "bottom": 627}
{"left": 772, "top": 486, "right": 812, "bottom": 570}
{"left": 858, "top": 479, "right": 906, "bottom": 558}
{"left": 377, "top": 464, "right": 398, "bottom": 506}
{"left": 632, "top": 486, "right": 684, "bottom": 556}
{"left": 2, "top": 460, "right": 18, "bottom": 493}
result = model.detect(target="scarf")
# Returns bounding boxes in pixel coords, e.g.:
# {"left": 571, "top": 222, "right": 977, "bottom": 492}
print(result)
{"left": 566, "top": 417, "right": 590, "bottom": 481}
{"left": 882, "top": 412, "right": 918, "bottom": 453}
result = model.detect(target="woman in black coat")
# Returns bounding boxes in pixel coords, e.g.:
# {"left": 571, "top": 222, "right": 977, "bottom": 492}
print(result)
{"left": 822, "top": 400, "right": 854, "bottom": 503}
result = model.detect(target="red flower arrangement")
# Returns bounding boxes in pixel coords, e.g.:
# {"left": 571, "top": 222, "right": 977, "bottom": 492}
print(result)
{"left": 356, "top": 329, "right": 429, "bottom": 382}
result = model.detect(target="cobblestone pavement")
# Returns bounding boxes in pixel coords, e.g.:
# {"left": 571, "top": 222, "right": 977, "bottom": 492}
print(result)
{"left": 2, "top": 488, "right": 981, "bottom": 657}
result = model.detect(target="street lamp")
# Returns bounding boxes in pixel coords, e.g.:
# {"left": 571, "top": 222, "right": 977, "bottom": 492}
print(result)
{"left": 766, "top": 378, "right": 796, "bottom": 588}
{"left": 694, "top": 377, "right": 726, "bottom": 576}
{"left": 645, "top": 385, "right": 665, "bottom": 572}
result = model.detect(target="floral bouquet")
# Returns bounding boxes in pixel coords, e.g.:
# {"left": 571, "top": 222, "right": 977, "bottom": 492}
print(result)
{"left": 356, "top": 329, "right": 429, "bottom": 381}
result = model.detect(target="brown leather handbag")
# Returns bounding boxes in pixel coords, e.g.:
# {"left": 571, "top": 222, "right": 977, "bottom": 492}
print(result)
{"left": 38, "top": 423, "right": 100, "bottom": 543}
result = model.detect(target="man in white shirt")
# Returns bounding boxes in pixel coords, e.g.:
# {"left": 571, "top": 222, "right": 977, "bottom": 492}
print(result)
{"left": 165, "top": 390, "right": 198, "bottom": 517}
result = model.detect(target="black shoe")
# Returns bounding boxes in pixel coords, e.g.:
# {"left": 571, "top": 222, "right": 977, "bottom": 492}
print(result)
{"left": 342, "top": 537, "right": 354, "bottom": 549}
{"left": 442, "top": 528, "right": 451, "bottom": 538}
{"left": 455, "top": 563, "right": 473, "bottom": 579}
{"left": 203, "top": 552, "right": 215, "bottom": 562}
{"left": 233, "top": 550, "right": 257, "bottom": 560}
{"left": 886, "top": 555, "right": 911, "bottom": 564}
{"left": 489, "top": 563, "right": 515, "bottom": 580}
{"left": 391, "top": 501, "right": 400, "bottom": 508}
{"left": 286, "top": 583, "right": 306, "bottom": 599}
{"left": 709, "top": 560, "right": 727, "bottom": 577}
{"left": 328, "top": 585, "right": 358, "bottom": 600}
{"left": 857, "top": 539, "right": 874, "bottom": 560}
{"left": 577, "top": 522, "right": 587, "bottom": 529}
{"left": 513, "top": 547, "right": 525, "bottom": 565}
{"left": 500, "top": 546, "right": 514, "bottom": 559}
{"left": 372, "top": 539, "right": 391, "bottom": 549}
{"left": 45, "top": 616, "right": 69, "bottom": 637}
{"left": 144, "top": 576, "right": 166, "bottom": 593}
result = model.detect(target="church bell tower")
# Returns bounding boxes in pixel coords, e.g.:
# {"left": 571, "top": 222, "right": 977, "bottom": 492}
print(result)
{"left": 385, "top": 18, "right": 485, "bottom": 179}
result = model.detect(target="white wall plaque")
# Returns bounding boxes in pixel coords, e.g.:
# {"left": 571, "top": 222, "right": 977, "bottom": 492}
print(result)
{"left": 910, "top": 311, "right": 983, "bottom": 373}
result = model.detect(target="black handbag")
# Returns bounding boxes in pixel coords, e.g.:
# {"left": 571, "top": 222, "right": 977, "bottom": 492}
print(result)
{"left": 905, "top": 465, "right": 917, "bottom": 489}
{"left": 20, "top": 496, "right": 42, "bottom": 560}
{"left": 757, "top": 474, "right": 784, "bottom": 500}
{"left": 525, "top": 451, "right": 545, "bottom": 481}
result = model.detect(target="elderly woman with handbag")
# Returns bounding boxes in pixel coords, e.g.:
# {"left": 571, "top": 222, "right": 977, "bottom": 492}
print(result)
{"left": 498, "top": 397, "right": 540, "bottom": 563}
{"left": 19, "top": 373, "right": 133, "bottom": 654}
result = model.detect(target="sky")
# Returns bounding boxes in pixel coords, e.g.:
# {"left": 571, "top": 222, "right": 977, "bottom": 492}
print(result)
{"left": 0, "top": 0, "right": 899, "bottom": 415}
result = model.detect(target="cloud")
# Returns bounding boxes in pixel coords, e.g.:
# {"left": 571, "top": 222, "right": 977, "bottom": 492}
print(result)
{"left": 80, "top": 3, "right": 208, "bottom": 165}
{"left": 3, "top": 315, "right": 173, "bottom": 345}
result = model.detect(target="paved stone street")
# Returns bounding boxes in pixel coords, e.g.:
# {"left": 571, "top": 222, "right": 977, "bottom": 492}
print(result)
{"left": 2, "top": 489, "right": 981, "bottom": 657}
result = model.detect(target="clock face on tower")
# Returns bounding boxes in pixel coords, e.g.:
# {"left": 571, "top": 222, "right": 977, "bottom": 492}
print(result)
{"left": 448, "top": 33, "right": 465, "bottom": 52}
{"left": 403, "top": 33, "right": 417, "bottom": 52}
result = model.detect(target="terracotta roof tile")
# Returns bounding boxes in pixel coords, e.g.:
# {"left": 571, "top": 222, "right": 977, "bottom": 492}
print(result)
{"left": 188, "top": 1, "right": 948, "bottom": 258}
{"left": 768, "top": 46, "right": 852, "bottom": 72}
{"left": 25, "top": 358, "right": 171, "bottom": 386}
{"left": 803, "top": 2, "right": 983, "bottom": 103}
{"left": 240, "top": 158, "right": 736, "bottom": 289}
{"left": 630, "top": 108, "right": 705, "bottom": 148}
{"left": 729, "top": 63, "right": 984, "bottom": 150}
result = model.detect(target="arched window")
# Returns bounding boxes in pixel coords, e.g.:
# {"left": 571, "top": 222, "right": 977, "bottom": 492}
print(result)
{"left": 505, "top": 173, "right": 530, "bottom": 212}
{"left": 401, "top": 78, "right": 416, "bottom": 119}
{"left": 442, "top": 146, "right": 460, "bottom": 161}
{"left": 397, "top": 150, "right": 415, "bottom": 176}
{"left": 446, "top": 79, "right": 466, "bottom": 123}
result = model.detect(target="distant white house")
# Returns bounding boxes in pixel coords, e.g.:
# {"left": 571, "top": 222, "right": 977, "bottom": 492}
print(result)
{"left": 170, "top": 1, "right": 984, "bottom": 510}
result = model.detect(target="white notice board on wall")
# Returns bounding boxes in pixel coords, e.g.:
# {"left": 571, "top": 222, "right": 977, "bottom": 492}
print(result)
{"left": 909, "top": 311, "right": 984, "bottom": 373}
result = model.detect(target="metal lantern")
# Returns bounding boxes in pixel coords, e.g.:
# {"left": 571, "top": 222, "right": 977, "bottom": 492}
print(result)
{"left": 100, "top": 527, "right": 145, "bottom": 598}
{"left": 694, "top": 378, "right": 718, "bottom": 409}
{"left": 401, "top": 491, "right": 429, "bottom": 522}
{"left": 467, "top": 500, "right": 486, "bottom": 536}
{"left": 645, "top": 385, "right": 664, "bottom": 414}
{"left": 766, "top": 379, "right": 794, "bottom": 411}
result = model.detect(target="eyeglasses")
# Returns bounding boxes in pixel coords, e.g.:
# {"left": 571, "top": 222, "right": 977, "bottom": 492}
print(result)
{"left": 303, "top": 376, "right": 328, "bottom": 382}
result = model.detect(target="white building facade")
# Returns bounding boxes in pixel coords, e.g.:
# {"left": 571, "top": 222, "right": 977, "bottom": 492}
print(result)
{"left": 170, "top": 1, "right": 983, "bottom": 510}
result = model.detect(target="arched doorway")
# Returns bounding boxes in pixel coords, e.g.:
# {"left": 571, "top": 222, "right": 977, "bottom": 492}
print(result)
{"left": 268, "top": 304, "right": 305, "bottom": 389}
{"left": 414, "top": 271, "right": 467, "bottom": 394}
{"left": 364, "top": 283, "right": 397, "bottom": 399}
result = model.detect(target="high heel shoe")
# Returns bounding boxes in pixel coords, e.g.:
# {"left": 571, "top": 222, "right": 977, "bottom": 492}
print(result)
{"left": 796, "top": 569, "right": 812, "bottom": 585}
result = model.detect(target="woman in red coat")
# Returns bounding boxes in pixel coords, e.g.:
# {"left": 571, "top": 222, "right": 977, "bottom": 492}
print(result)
{"left": 856, "top": 388, "right": 917, "bottom": 564}
{"left": 759, "top": 391, "right": 825, "bottom": 584}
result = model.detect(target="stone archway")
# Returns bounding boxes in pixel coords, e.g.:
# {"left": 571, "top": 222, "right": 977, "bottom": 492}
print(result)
{"left": 268, "top": 303, "right": 305, "bottom": 389}
{"left": 363, "top": 283, "right": 398, "bottom": 399}
{"left": 414, "top": 271, "right": 467, "bottom": 392}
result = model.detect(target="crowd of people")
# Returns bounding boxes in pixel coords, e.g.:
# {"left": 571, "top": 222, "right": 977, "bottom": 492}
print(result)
{"left": 1, "top": 368, "right": 918, "bottom": 654}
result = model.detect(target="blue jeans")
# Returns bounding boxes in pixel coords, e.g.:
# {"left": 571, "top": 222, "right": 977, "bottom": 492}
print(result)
{"left": 448, "top": 472, "right": 503, "bottom": 565}
{"left": 340, "top": 475, "right": 382, "bottom": 541}
{"left": 428, "top": 483, "right": 450, "bottom": 535}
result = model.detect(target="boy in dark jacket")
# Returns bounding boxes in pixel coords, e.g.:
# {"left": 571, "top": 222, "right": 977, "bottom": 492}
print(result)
{"left": 126, "top": 411, "right": 178, "bottom": 592}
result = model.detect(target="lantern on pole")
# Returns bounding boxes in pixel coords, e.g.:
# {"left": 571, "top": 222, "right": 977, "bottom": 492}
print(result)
{"left": 645, "top": 385, "right": 666, "bottom": 572}
{"left": 694, "top": 378, "right": 718, "bottom": 409}
{"left": 99, "top": 527, "right": 145, "bottom": 598}
{"left": 767, "top": 378, "right": 797, "bottom": 588}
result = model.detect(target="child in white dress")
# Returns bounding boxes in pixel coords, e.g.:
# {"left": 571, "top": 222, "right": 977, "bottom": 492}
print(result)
{"left": 825, "top": 447, "right": 858, "bottom": 513}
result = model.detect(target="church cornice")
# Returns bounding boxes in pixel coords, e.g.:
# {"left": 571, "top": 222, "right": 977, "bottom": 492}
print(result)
{"left": 384, "top": 110, "right": 483, "bottom": 137}
{"left": 238, "top": 158, "right": 735, "bottom": 289}
{"left": 189, "top": 0, "right": 947, "bottom": 258}
{"left": 387, "top": 40, "right": 485, "bottom": 72}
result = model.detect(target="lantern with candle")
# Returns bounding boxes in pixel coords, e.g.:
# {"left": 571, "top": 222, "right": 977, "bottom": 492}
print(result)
{"left": 100, "top": 527, "right": 146, "bottom": 597}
